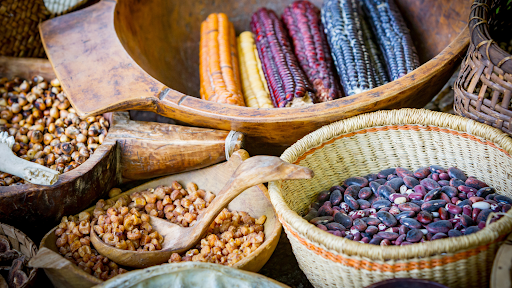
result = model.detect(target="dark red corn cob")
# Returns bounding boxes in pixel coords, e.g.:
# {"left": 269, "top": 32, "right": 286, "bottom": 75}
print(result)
{"left": 251, "top": 8, "right": 314, "bottom": 108}
{"left": 282, "top": 0, "right": 343, "bottom": 103}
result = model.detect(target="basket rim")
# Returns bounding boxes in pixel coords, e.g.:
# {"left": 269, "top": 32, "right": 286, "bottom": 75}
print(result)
{"left": 469, "top": 0, "right": 512, "bottom": 73}
{"left": 268, "top": 108, "right": 512, "bottom": 261}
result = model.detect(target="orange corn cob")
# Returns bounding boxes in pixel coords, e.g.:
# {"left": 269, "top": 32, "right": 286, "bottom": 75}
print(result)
{"left": 200, "top": 13, "right": 245, "bottom": 106}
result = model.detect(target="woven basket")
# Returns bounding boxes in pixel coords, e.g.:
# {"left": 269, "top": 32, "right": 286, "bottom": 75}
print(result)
{"left": 454, "top": 0, "right": 512, "bottom": 135}
{"left": 268, "top": 108, "right": 512, "bottom": 288}
{"left": 0, "top": 0, "right": 89, "bottom": 57}
{"left": 0, "top": 222, "right": 38, "bottom": 287}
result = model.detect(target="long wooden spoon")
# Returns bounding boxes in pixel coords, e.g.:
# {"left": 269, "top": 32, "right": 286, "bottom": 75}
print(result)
{"left": 90, "top": 155, "right": 313, "bottom": 268}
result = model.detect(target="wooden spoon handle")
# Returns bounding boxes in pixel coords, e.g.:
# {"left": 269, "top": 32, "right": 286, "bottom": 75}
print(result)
{"left": 188, "top": 156, "right": 313, "bottom": 245}
{"left": 105, "top": 112, "right": 244, "bottom": 181}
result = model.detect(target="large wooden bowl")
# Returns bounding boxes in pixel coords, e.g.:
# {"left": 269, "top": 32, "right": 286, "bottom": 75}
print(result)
{"left": 0, "top": 57, "right": 242, "bottom": 234}
{"left": 33, "top": 150, "right": 282, "bottom": 288}
{"left": 40, "top": 0, "right": 470, "bottom": 153}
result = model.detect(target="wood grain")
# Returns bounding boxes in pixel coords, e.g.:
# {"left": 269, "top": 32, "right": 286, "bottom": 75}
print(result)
{"left": 39, "top": 0, "right": 471, "bottom": 148}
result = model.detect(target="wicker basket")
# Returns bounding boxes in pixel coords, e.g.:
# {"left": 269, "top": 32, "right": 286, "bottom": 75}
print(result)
{"left": 454, "top": 0, "right": 512, "bottom": 135}
{"left": 0, "top": 222, "right": 38, "bottom": 287}
{"left": 0, "top": 0, "right": 89, "bottom": 57}
{"left": 268, "top": 108, "right": 512, "bottom": 288}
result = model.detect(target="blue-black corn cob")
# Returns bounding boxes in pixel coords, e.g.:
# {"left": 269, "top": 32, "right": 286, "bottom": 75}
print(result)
{"left": 282, "top": 0, "right": 343, "bottom": 103}
{"left": 361, "top": 0, "right": 419, "bottom": 81}
{"left": 361, "top": 15, "right": 389, "bottom": 86}
{"left": 321, "top": 0, "right": 382, "bottom": 96}
{"left": 251, "top": 8, "right": 314, "bottom": 108}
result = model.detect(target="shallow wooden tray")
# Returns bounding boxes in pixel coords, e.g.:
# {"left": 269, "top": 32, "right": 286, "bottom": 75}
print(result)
{"left": 39, "top": 0, "right": 470, "bottom": 153}
{"left": 0, "top": 57, "right": 242, "bottom": 230}
{"left": 33, "top": 150, "right": 282, "bottom": 288}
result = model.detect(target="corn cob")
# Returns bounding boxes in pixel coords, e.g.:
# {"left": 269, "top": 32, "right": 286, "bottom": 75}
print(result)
{"left": 361, "top": 0, "right": 419, "bottom": 80}
{"left": 361, "top": 15, "right": 389, "bottom": 86}
{"left": 237, "top": 32, "right": 274, "bottom": 108}
{"left": 200, "top": 13, "right": 245, "bottom": 106}
{"left": 282, "top": 1, "right": 343, "bottom": 103}
{"left": 251, "top": 8, "right": 314, "bottom": 108}
{"left": 321, "top": 0, "right": 381, "bottom": 96}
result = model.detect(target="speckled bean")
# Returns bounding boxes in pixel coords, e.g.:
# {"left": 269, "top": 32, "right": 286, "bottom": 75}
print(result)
{"left": 448, "top": 229, "right": 463, "bottom": 237}
{"left": 457, "top": 199, "right": 473, "bottom": 208}
{"left": 439, "top": 208, "right": 449, "bottom": 220}
{"left": 398, "top": 202, "right": 421, "bottom": 213}
{"left": 432, "top": 233, "right": 448, "bottom": 240}
{"left": 344, "top": 177, "right": 369, "bottom": 188}
{"left": 329, "top": 190, "right": 342, "bottom": 206}
{"left": 396, "top": 211, "right": 416, "bottom": 220}
{"left": 465, "top": 178, "right": 487, "bottom": 190}
{"left": 353, "top": 218, "right": 367, "bottom": 232}
{"left": 424, "top": 188, "right": 442, "bottom": 201}
{"left": 370, "top": 181, "right": 381, "bottom": 195}
{"left": 345, "top": 185, "right": 361, "bottom": 198}
{"left": 378, "top": 168, "right": 396, "bottom": 179}
{"left": 458, "top": 185, "right": 477, "bottom": 194}
{"left": 318, "top": 205, "right": 334, "bottom": 216}
{"left": 389, "top": 193, "right": 408, "bottom": 204}
{"left": 495, "top": 195, "right": 512, "bottom": 205}
{"left": 344, "top": 195, "right": 359, "bottom": 210}
{"left": 421, "top": 200, "right": 447, "bottom": 212}
{"left": 438, "top": 180, "right": 450, "bottom": 186}
{"left": 450, "top": 178, "right": 465, "bottom": 188}
{"left": 363, "top": 217, "right": 381, "bottom": 226}
{"left": 441, "top": 186, "right": 458, "bottom": 198}
{"left": 445, "top": 203, "right": 462, "bottom": 214}
{"left": 376, "top": 231, "right": 399, "bottom": 240}
{"left": 400, "top": 217, "right": 422, "bottom": 229}
{"left": 328, "top": 230, "right": 344, "bottom": 237}
{"left": 503, "top": 204, "right": 511, "bottom": 213}
{"left": 478, "top": 221, "right": 486, "bottom": 229}
{"left": 358, "top": 187, "right": 372, "bottom": 200}
{"left": 408, "top": 192, "right": 424, "bottom": 201}
{"left": 310, "top": 216, "right": 333, "bottom": 225}
{"left": 440, "top": 193, "right": 451, "bottom": 204}
{"left": 365, "top": 174, "right": 379, "bottom": 182}
{"left": 476, "top": 187, "right": 495, "bottom": 198}
{"left": 377, "top": 185, "right": 395, "bottom": 200}
{"left": 416, "top": 211, "right": 433, "bottom": 224}
{"left": 421, "top": 178, "right": 441, "bottom": 191}
{"left": 377, "top": 211, "right": 397, "bottom": 227}
{"left": 432, "top": 173, "right": 440, "bottom": 181}
{"left": 460, "top": 214, "right": 475, "bottom": 228}
{"left": 317, "top": 224, "right": 328, "bottom": 231}
{"left": 426, "top": 220, "right": 452, "bottom": 234}
{"left": 414, "top": 185, "right": 427, "bottom": 196}
{"left": 334, "top": 212, "right": 352, "bottom": 228}
{"left": 476, "top": 209, "right": 493, "bottom": 223}
{"left": 402, "top": 176, "right": 420, "bottom": 189}
{"left": 387, "top": 178, "right": 405, "bottom": 191}
{"left": 464, "top": 226, "right": 480, "bottom": 235}
{"left": 406, "top": 229, "right": 423, "bottom": 242}
{"left": 414, "top": 167, "right": 430, "bottom": 179}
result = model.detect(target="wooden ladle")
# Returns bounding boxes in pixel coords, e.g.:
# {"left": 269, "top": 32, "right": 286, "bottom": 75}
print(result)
{"left": 90, "top": 155, "right": 313, "bottom": 268}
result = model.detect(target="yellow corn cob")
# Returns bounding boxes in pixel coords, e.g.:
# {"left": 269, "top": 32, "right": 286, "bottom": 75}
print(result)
{"left": 237, "top": 31, "right": 273, "bottom": 108}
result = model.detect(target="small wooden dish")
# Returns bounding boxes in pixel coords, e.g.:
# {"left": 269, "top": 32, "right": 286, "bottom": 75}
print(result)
{"left": 32, "top": 150, "right": 282, "bottom": 288}
{"left": 0, "top": 56, "right": 242, "bottom": 232}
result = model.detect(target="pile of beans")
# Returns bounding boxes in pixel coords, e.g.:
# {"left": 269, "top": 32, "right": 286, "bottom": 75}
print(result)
{"left": 55, "top": 212, "right": 128, "bottom": 280}
{"left": 0, "top": 76, "right": 109, "bottom": 186}
{"left": 304, "top": 166, "right": 512, "bottom": 246}
{"left": 56, "top": 182, "right": 266, "bottom": 279}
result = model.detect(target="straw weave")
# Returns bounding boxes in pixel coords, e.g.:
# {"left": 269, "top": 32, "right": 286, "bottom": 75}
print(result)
{"left": 268, "top": 108, "right": 512, "bottom": 288}
{"left": 0, "top": 222, "right": 38, "bottom": 286}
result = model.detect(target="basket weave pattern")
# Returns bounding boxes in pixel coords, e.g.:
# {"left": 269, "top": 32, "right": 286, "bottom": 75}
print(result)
{"left": 268, "top": 109, "right": 512, "bottom": 288}
{"left": 0, "top": 222, "right": 38, "bottom": 285}
{"left": 454, "top": 0, "right": 512, "bottom": 135}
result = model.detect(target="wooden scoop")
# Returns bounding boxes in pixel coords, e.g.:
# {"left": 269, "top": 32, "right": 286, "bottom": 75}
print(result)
{"left": 90, "top": 155, "right": 313, "bottom": 268}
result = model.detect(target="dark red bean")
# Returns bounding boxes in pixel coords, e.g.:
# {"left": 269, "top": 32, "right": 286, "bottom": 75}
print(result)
{"left": 414, "top": 185, "right": 427, "bottom": 196}
{"left": 460, "top": 215, "right": 474, "bottom": 227}
{"left": 329, "top": 189, "right": 342, "bottom": 206}
{"left": 467, "top": 192, "right": 476, "bottom": 199}
{"left": 326, "top": 222, "right": 346, "bottom": 231}
{"left": 476, "top": 187, "right": 495, "bottom": 198}
{"left": 469, "top": 196, "right": 485, "bottom": 203}
{"left": 351, "top": 210, "right": 365, "bottom": 220}
{"left": 400, "top": 218, "right": 422, "bottom": 229}
{"left": 396, "top": 234, "right": 406, "bottom": 245}
{"left": 471, "top": 208, "right": 480, "bottom": 222}
{"left": 403, "top": 176, "right": 420, "bottom": 189}
{"left": 414, "top": 167, "right": 431, "bottom": 179}
{"left": 345, "top": 234, "right": 354, "bottom": 240}
{"left": 358, "top": 187, "right": 372, "bottom": 200}
{"left": 450, "top": 178, "right": 465, "bottom": 188}
{"left": 317, "top": 224, "right": 328, "bottom": 231}
{"left": 432, "top": 233, "right": 448, "bottom": 240}
{"left": 334, "top": 212, "right": 352, "bottom": 228}
{"left": 353, "top": 218, "right": 367, "bottom": 231}
{"left": 431, "top": 173, "right": 440, "bottom": 181}
{"left": 344, "top": 177, "right": 369, "bottom": 188}
{"left": 421, "top": 200, "right": 447, "bottom": 213}
{"left": 426, "top": 220, "right": 452, "bottom": 234}
{"left": 503, "top": 204, "right": 511, "bottom": 213}
{"left": 445, "top": 203, "right": 462, "bottom": 214}
{"left": 387, "top": 178, "right": 404, "bottom": 191}
{"left": 458, "top": 185, "right": 477, "bottom": 194}
{"left": 447, "top": 167, "right": 467, "bottom": 181}
{"left": 451, "top": 197, "right": 459, "bottom": 204}
{"left": 370, "top": 181, "right": 381, "bottom": 195}
{"left": 458, "top": 193, "right": 467, "bottom": 200}
{"left": 406, "top": 193, "right": 422, "bottom": 202}
{"left": 424, "top": 188, "right": 442, "bottom": 201}
{"left": 361, "top": 237, "right": 370, "bottom": 243}
{"left": 396, "top": 211, "right": 416, "bottom": 220}
{"left": 380, "top": 239, "right": 391, "bottom": 246}
{"left": 401, "top": 241, "right": 413, "bottom": 246}
{"left": 387, "top": 174, "right": 399, "bottom": 181}
{"left": 441, "top": 186, "right": 458, "bottom": 198}
{"left": 340, "top": 202, "right": 351, "bottom": 213}
{"left": 328, "top": 230, "right": 344, "bottom": 237}
{"left": 448, "top": 229, "right": 463, "bottom": 237}
{"left": 377, "top": 185, "right": 395, "bottom": 200}
{"left": 476, "top": 209, "right": 493, "bottom": 223}
{"left": 462, "top": 205, "right": 472, "bottom": 216}
{"left": 353, "top": 232, "right": 362, "bottom": 241}
{"left": 485, "top": 194, "right": 497, "bottom": 200}
{"left": 439, "top": 173, "right": 450, "bottom": 181}
{"left": 439, "top": 208, "right": 449, "bottom": 220}
{"left": 365, "top": 226, "right": 378, "bottom": 235}
{"left": 344, "top": 194, "right": 359, "bottom": 210}
{"left": 377, "top": 231, "right": 399, "bottom": 240}
{"left": 406, "top": 229, "right": 423, "bottom": 242}
{"left": 465, "top": 178, "right": 488, "bottom": 190}
{"left": 377, "top": 211, "right": 397, "bottom": 227}
{"left": 426, "top": 232, "right": 433, "bottom": 241}
{"left": 310, "top": 216, "right": 333, "bottom": 225}
{"left": 495, "top": 195, "right": 512, "bottom": 205}
{"left": 420, "top": 178, "right": 441, "bottom": 191}
{"left": 478, "top": 221, "right": 486, "bottom": 229}
{"left": 357, "top": 199, "right": 371, "bottom": 210}
{"left": 397, "top": 202, "right": 421, "bottom": 213}
{"left": 318, "top": 205, "right": 334, "bottom": 216}
{"left": 318, "top": 190, "right": 331, "bottom": 202}
{"left": 378, "top": 168, "right": 396, "bottom": 179}
{"left": 464, "top": 226, "right": 481, "bottom": 235}
{"left": 399, "top": 225, "right": 409, "bottom": 235}
{"left": 429, "top": 165, "right": 446, "bottom": 174}
{"left": 362, "top": 217, "right": 381, "bottom": 226}
{"left": 396, "top": 167, "right": 414, "bottom": 178}
{"left": 345, "top": 185, "right": 361, "bottom": 198}
{"left": 440, "top": 193, "right": 451, "bottom": 203}
{"left": 454, "top": 222, "right": 463, "bottom": 230}
{"left": 369, "top": 236, "right": 383, "bottom": 245}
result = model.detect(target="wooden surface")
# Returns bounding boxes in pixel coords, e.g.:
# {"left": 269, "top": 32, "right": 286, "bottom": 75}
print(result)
{"left": 0, "top": 57, "right": 241, "bottom": 232}
{"left": 36, "top": 150, "right": 283, "bottom": 287}
{"left": 90, "top": 152, "right": 312, "bottom": 268}
{"left": 40, "top": 0, "right": 470, "bottom": 149}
